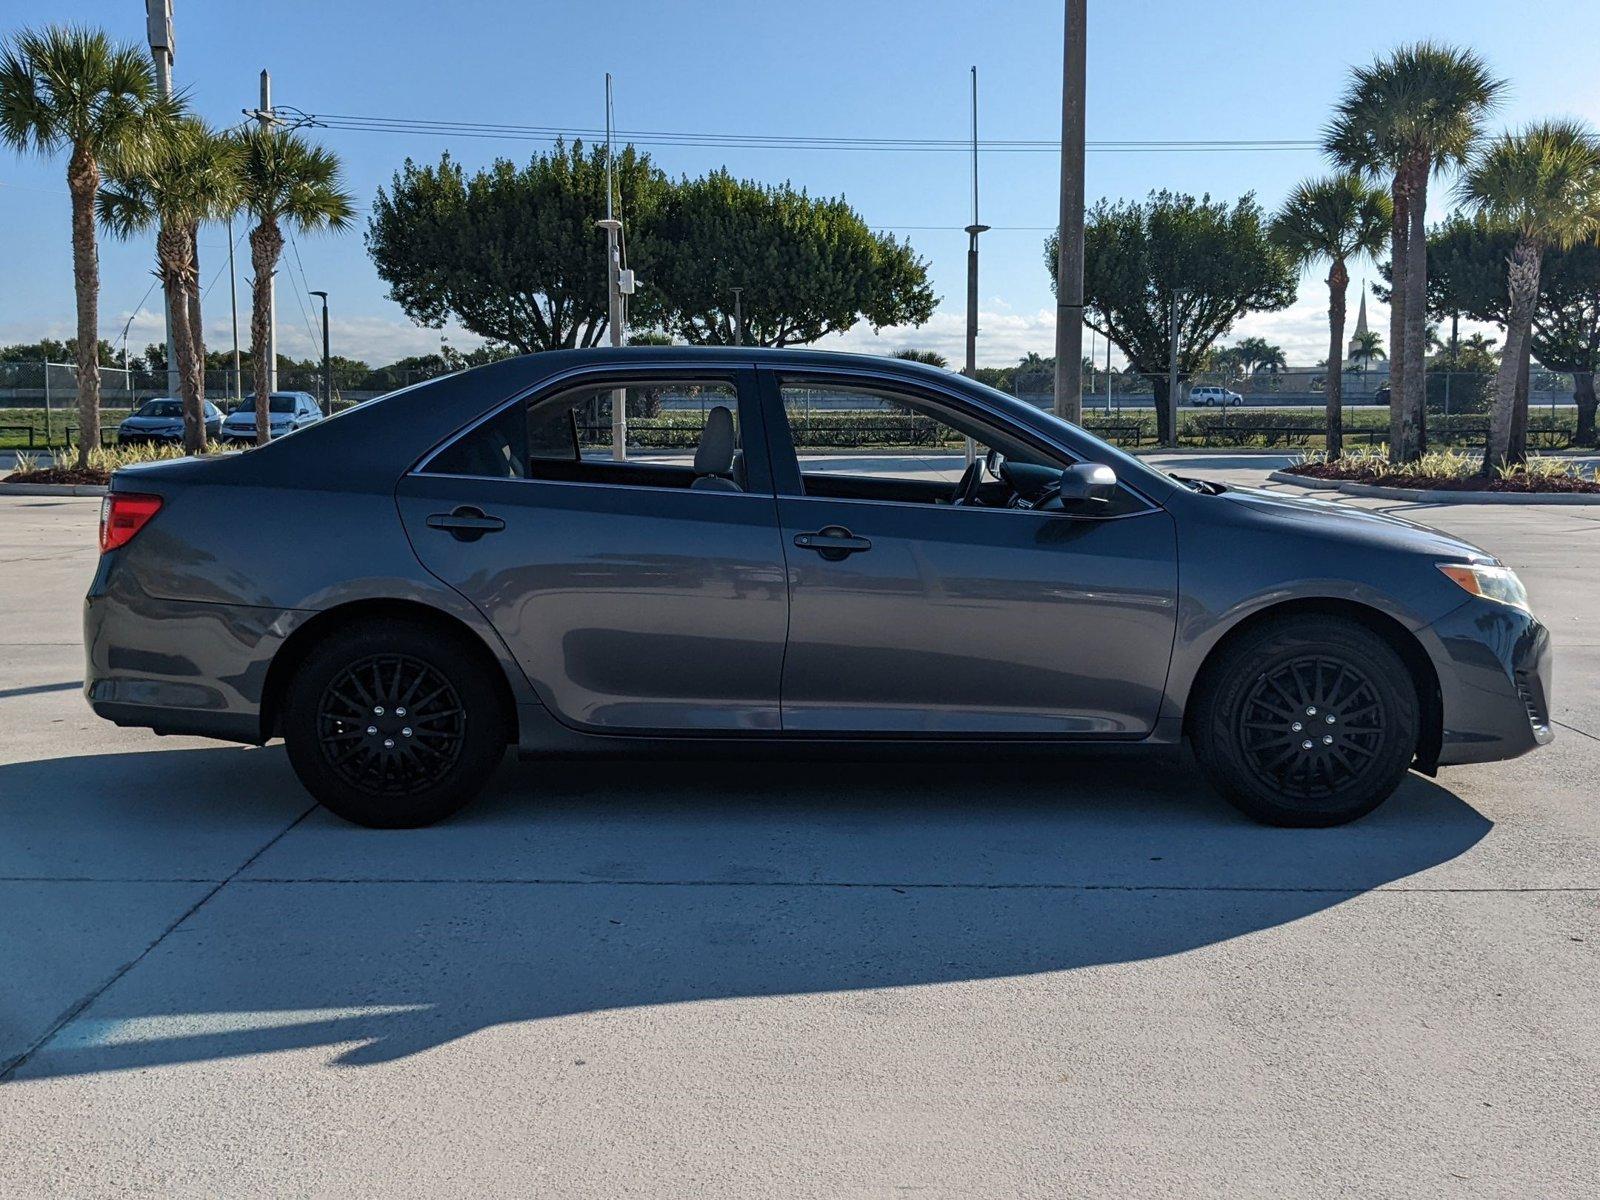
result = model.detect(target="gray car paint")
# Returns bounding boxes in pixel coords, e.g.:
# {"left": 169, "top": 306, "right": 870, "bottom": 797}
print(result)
{"left": 83, "top": 346, "right": 1552, "bottom": 773}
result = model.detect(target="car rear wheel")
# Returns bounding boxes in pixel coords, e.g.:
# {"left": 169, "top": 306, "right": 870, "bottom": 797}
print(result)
{"left": 282, "top": 617, "right": 509, "bottom": 828}
{"left": 1191, "top": 615, "right": 1419, "bottom": 827}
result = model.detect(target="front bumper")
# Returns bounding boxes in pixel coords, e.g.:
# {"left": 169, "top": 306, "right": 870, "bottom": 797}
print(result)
{"left": 1418, "top": 598, "right": 1554, "bottom": 767}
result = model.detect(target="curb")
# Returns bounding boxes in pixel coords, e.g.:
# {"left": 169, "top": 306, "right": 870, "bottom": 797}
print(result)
{"left": 1266, "top": 471, "right": 1600, "bottom": 505}
{"left": 0, "top": 482, "right": 108, "bottom": 497}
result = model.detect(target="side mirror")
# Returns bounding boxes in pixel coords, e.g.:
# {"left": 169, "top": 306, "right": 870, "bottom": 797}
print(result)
{"left": 1058, "top": 462, "right": 1117, "bottom": 505}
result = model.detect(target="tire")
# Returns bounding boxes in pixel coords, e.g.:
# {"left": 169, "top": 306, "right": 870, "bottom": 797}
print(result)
{"left": 282, "top": 617, "right": 509, "bottom": 828}
{"left": 1190, "top": 615, "right": 1419, "bottom": 827}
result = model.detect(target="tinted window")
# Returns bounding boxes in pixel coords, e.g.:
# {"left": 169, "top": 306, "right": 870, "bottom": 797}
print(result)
{"left": 136, "top": 400, "right": 182, "bottom": 418}
{"left": 425, "top": 378, "right": 743, "bottom": 491}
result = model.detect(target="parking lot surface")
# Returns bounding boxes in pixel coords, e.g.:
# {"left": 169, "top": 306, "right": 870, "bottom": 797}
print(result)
{"left": 1, "top": 469, "right": 1597, "bottom": 1198}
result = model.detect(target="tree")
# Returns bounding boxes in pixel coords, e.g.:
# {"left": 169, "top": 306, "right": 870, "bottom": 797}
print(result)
{"left": 1271, "top": 174, "right": 1391, "bottom": 455}
{"left": 650, "top": 170, "right": 935, "bottom": 346}
{"left": 232, "top": 126, "right": 354, "bottom": 445}
{"left": 1423, "top": 213, "right": 1600, "bottom": 444}
{"left": 1221, "top": 336, "right": 1289, "bottom": 375}
{"left": 99, "top": 117, "right": 239, "bottom": 453}
{"left": 893, "top": 348, "right": 948, "bottom": 368}
{"left": 1459, "top": 120, "right": 1600, "bottom": 471}
{"left": 0, "top": 25, "right": 176, "bottom": 465}
{"left": 1325, "top": 42, "right": 1504, "bottom": 462}
{"left": 0, "top": 337, "right": 119, "bottom": 365}
{"left": 1047, "top": 191, "right": 1297, "bottom": 444}
{"left": 1349, "top": 329, "right": 1386, "bottom": 370}
{"left": 368, "top": 142, "right": 669, "bottom": 354}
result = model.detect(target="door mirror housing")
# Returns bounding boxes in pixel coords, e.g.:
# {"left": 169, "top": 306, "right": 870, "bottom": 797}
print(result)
{"left": 1058, "top": 462, "right": 1118, "bottom": 506}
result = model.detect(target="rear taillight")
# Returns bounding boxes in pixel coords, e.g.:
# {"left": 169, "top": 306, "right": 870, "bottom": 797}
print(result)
{"left": 99, "top": 492, "right": 162, "bottom": 553}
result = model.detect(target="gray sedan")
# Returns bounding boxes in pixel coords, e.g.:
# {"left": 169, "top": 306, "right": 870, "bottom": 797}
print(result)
{"left": 84, "top": 348, "right": 1552, "bottom": 828}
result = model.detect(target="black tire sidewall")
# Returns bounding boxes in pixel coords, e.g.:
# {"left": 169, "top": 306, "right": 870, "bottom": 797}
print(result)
{"left": 283, "top": 618, "right": 507, "bottom": 828}
{"left": 1192, "top": 616, "right": 1419, "bottom": 827}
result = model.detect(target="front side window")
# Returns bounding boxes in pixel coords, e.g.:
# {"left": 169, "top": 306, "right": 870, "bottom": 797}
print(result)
{"left": 779, "top": 378, "right": 1069, "bottom": 508}
{"left": 424, "top": 377, "right": 746, "bottom": 492}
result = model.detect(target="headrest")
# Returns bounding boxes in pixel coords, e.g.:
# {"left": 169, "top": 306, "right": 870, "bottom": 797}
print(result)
{"left": 694, "top": 405, "right": 737, "bottom": 475}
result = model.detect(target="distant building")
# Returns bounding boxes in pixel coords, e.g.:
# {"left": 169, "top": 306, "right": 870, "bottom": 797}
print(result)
{"left": 1347, "top": 287, "right": 1370, "bottom": 361}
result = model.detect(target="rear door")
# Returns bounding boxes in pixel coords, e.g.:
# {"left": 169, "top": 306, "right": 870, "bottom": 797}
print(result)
{"left": 396, "top": 366, "right": 789, "bottom": 732}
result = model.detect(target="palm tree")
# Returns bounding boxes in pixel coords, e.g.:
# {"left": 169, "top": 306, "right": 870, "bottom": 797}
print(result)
{"left": 1272, "top": 175, "right": 1392, "bottom": 456}
{"left": 1325, "top": 42, "right": 1504, "bottom": 462}
{"left": 1459, "top": 120, "right": 1600, "bottom": 473}
{"left": 1349, "top": 329, "right": 1387, "bottom": 372}
{"left": 231, "top": 126, "right": 354, "bottom": 445}
{"left": 0, "top": 25, "right": 176, "bottom": 466}
{"left": 99, "top": 118, "right": 240, "bottom": 454}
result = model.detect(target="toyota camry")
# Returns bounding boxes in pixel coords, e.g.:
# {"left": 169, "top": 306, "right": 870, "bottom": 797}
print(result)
{"left": 84, "top": 348, "right": 1552, "bottom": 828}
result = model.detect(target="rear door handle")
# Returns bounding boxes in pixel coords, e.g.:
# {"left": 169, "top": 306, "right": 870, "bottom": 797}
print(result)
{"left": 793, "top": 526, "right": 872, "bottom": 560}
{"left": 426, "top": 505, "right": 506, "bottom": 542}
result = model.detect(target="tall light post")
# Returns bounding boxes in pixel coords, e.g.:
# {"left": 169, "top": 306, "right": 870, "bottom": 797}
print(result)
{"left": 599, "top": 73, "right": 626, "bottom": 460}
{"left": 964, "top": 66, "right": 990, "bottom": 465}
{"left": 1051, "top": 0, "right": 1087, "bottom": 422}
{"left": 731, "top": 287, "right": 744, "bottom": 346}
{"left": 308, "top": 290, "right": 331, "bottom": 416}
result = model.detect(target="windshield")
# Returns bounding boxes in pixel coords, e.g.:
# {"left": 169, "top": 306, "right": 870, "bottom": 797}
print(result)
{"left": 135, "top": 400, "right": 182, "bottom": 418}
{"left": 231, "top": 396, "right": 298, "bottom": 414}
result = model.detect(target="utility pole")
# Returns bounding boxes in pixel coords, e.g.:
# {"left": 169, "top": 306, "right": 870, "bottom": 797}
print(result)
{"left": 1051, "top": 0, "right": 1087, "bottom": 422}
{"left": 1166, "top": 292, "right": 1181, "bottom": 447}
{"left": 964, "top": 65, "right": 990, "bottom": 465}
{"left": 251, "top": 70, "right": 278, "bottom": 395}
{"left": 731, "top": 287, "right": 744, "bottom": 346}
{"left": 599, "top": 73, "right": 626, "bottom": 460}
{"left": 309, "top": 291, "right": 331, "bottom": 416}
{"left": 145, "top": 0, "right": 180, "bottom": 399}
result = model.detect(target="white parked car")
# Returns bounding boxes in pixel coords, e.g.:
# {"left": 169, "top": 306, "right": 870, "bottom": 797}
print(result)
{"left": 1190, "top": 385, "right": 1244, "bottom": 408}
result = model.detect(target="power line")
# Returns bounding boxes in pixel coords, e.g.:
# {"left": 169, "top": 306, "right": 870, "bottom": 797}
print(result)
{"left": 291, "top": 107, "right": 1321, "bottom": 154}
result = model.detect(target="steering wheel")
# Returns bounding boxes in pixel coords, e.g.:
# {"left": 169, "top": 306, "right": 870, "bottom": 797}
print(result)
{"left": 950, "top": 459, "right": 984, "bottom": 506}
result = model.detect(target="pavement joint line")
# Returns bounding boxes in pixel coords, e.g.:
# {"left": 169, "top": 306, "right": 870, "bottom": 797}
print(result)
{"left": 1553, "top": 719, "right": 1600, "bottom": 743}
{"left": 0, "top": 801, "right": 318, "bottom": 1084}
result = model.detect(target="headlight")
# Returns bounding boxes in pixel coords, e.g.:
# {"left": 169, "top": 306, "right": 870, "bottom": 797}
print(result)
{"left": 1437, "top": 563, "right": 1529, "bottom": 611}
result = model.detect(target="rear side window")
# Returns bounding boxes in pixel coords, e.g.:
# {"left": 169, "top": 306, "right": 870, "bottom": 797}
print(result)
{"left": 422, "top": 377, "right": 744, "bottom": 490}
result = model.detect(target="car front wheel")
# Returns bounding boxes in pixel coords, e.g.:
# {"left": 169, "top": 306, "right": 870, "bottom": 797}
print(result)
{"left": 1190, "top": 615, "right": 1419, "bottom": 827}
{"left": 282, "top": 617, "right": 509, "bottom": 827}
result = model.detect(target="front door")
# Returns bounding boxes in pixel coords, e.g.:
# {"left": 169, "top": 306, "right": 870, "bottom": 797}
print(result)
{"left": 766, "top": 371, "right": 1178, "bottom": 736}
{"left": 398, "top": 368, "right": 789, "bottom": 732}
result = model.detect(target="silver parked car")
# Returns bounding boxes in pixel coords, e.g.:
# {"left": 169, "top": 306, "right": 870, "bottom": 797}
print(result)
{"left": 218, "top": 391, "right": 323, "bottom": 443}
{"left": 117, "top": 397, "right": 223, "bottom": 444}
{"left": 85, "top": 349, "right": 1552, "bottom": 829}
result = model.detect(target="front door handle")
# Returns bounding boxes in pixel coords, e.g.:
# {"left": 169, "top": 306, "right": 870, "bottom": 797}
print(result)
{"left": 426, "top": 505, "right": 506, "bottom": 542}
{"left": 793, "top": 526, "right": 872, "bottom": 561}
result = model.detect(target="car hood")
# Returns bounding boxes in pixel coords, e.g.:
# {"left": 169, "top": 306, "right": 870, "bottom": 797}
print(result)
{"left": 1213, "top": 483, "right": 1496, "bottom": 563}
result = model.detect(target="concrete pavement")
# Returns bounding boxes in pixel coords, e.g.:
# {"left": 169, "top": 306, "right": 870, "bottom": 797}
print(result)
{"left": 1, "top": 478, "right": 1596, "bottom": 1198}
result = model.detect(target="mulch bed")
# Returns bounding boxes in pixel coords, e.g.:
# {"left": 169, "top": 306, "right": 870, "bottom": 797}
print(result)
{"left": 1285, "top": 462, "right": 1600, "bottom": 494}
{"left": 2, "top": 467, "right": 111, "bottom": 486}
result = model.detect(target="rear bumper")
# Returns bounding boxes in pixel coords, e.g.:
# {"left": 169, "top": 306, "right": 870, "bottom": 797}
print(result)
{"left": 84, "top": 573, "right": 308, "bottom": 744}
{"left": 1419, "top": 599, "right": 1554, "bottom": 767}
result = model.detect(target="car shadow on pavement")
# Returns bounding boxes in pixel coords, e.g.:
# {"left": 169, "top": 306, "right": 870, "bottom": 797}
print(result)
{"left": 3, "top": 747, "right": 1492, "bottom": 1081}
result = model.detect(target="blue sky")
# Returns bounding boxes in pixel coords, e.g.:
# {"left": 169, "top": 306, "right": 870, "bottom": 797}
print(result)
{"left": 2, "top": 0, "right": 1596, "bottom": 368}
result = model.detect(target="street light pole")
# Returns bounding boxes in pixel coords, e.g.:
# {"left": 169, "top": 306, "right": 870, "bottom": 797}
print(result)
{"left": 964, "top": 65, "right": 990, "bottom": 466}
{"left": 145, "top": 0, "right": 179, "bottom": 399}
{"left": 1051, "top": 0, "right": 1087, "bottom": 422}
{"left": 731, "top": 287, "right": 744, "bottom": 346}
{"left": 599, "top": 72, "right": 626, "bottom": 460}
{"left": 309, "top": 290, "right": 330, "bottom": 416}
